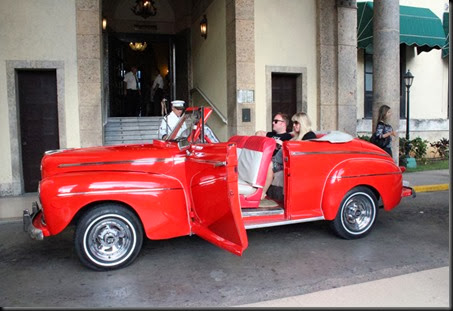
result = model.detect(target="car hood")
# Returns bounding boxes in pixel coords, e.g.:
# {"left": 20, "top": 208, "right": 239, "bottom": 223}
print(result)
{"left": 41, "top": 141, "right": 184, "bottom": 179}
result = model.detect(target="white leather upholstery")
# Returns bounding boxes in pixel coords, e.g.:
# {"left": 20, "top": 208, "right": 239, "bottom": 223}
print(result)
{"left": 237, "top": 149, "right": 263, "bottom": 188}
{"left": 238, "top": 178, "right": 257, "bottom": 195}
{"left": 312, "top": 130, "right": 353, "bottom": 143}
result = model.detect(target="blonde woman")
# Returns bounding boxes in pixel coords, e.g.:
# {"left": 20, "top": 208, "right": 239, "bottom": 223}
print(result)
{"left": 261, "top": 112, "right": 315, "bottom": 200}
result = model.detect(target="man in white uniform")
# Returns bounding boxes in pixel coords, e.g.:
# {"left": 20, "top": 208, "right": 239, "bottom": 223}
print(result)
{"left": 158, "top": 100, "right": 186, "bottom": 139}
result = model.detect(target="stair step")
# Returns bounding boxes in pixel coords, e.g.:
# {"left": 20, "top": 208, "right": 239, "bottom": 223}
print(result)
{"left": 104, "top": 116, "right": 163, "bottom": 146}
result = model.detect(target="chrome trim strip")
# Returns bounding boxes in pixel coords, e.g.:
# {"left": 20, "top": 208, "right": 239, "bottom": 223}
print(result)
{"left": 189, "top": 158, "right": 227, "bottom": 166}
{"left": 241, "top": 208, "right": 284, "bottom": 217}
{"left": 291, "top": 150, "right": 387, "bottom": 157}
{"left": 58, "top": 157, "right": 184, "bottom": 168}
{"left": 244, "top": 216, "right": 325, "bottom": 230}
{"left": 333, "top": 171, "right": 402, "bottom": 179}
{"left": 57, "top": 187, "right": 180, "bottom": 197}
{"left": 198, "top": 177, "right": 226, "bottom": 186}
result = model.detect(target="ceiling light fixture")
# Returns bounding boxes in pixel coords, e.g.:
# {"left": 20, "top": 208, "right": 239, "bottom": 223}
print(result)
{"left": 131, "top": 0, "right": 157, "bottom": 19}
{"left": 129, "top": 42, "right": 147, "bottom": 52}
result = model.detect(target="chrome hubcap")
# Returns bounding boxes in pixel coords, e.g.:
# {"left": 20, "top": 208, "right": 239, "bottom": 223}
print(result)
{"left": 87, "top": 219, "right": 133, "bottom": 263}
{"left": 342, "top": 192, "right": 374, "bottom": 233}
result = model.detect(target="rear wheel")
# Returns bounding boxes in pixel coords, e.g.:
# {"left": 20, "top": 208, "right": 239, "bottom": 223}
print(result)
{"left": 330, "top": 186, "right": 378, "bottom": 239}
{"left": 74, "top": 203, "right": 143, "bottom": 271}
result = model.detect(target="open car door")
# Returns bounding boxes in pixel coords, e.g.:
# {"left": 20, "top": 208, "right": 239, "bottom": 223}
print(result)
{"left": 186, "top": 142, "right": 248, "bottom": 255}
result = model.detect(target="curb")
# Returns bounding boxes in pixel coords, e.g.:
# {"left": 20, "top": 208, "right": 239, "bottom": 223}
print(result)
{"left": 412, "top": 184, "right": 449, "bottom": 193}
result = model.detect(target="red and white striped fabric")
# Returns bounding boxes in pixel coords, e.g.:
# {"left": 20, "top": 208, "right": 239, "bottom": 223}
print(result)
{"left": 229, "top": 135, "right": 276, "bottom": 207}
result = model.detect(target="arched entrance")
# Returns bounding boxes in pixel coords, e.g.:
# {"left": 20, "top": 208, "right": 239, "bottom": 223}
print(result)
{"left": 101, "top": 0, "right": 194, "bottom": 118}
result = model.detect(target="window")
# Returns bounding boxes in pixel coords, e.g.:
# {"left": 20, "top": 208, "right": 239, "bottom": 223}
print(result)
{"left": 364, "top": 53, "right": 373, "bottom": 118}
{"left": 364, "top": 48, "right": 406, "bottom": 119}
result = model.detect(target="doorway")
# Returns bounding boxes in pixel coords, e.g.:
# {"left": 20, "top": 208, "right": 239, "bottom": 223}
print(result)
{"left": 107, "top": 33, "right": 172, "bottom": 117}
{"left": 17, "top": 70, "right": 59, "bottom": 192}
{"left": 272, "top": 73, "right": 298, "bottom": 131}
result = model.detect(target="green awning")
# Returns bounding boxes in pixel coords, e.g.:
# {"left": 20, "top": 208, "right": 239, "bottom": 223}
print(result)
{"left": 357, "top": 1, "right": 446, "bottom": 54}
{"left": 442, "top": 12, "right": 449, "bottom": 58}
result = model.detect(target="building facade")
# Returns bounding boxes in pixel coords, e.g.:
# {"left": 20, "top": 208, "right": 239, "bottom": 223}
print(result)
{"left": 0, "top": 0, "right": 449, "bottom": 196}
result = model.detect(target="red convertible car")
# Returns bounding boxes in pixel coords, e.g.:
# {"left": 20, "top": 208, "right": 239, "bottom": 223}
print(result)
{"left": 23, "top": 107, "right": 415, "bottom": 270}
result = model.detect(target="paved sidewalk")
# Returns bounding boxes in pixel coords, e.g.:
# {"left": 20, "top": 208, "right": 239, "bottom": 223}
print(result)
{"left": 235, "top": 266, "right": 450, "bottom": 308}
{"left": 402, "top": 169, "right": 450, "bottom": 193}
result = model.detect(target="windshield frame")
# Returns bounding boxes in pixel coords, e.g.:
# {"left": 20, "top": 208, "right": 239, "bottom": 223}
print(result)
{"left": 165, "top": 107, "right": 213, "bottom": 143}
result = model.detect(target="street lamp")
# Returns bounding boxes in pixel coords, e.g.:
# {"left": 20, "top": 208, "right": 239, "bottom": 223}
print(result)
{"left": 403, "top": 69, "right": 414, "bottom": 156}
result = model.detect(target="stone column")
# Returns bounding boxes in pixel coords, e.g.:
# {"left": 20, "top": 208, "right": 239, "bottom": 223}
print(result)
{"left": 336, "top": 0, "right": 357, "bottom": 136}
{"left": 317, "top": 0, "right": 338, "bottom": 131}
{"left": 226, "top": 0, "right": 255, "bottom": 136}
{"left": 76, "top": 0, "right": 103, "bottom": 147}
{"left": 372, "top": 0, "right": 400, "bottom": 162}
{"left": 317, "top": 0, "right": 357, "bottom": 135}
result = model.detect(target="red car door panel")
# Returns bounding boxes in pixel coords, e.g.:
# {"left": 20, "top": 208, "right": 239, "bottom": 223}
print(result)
{"left": 186, "top": 143, "right": 248, "bottom": 255}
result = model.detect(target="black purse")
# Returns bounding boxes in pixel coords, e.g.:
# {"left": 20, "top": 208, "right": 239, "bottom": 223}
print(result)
{"left": 370, "top": 133, "right": 390, "bottom": 149}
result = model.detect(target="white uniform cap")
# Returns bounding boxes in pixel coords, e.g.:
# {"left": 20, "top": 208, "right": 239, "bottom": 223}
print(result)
{"left": 171, "top": 100, "right": 185, "bottom": 108}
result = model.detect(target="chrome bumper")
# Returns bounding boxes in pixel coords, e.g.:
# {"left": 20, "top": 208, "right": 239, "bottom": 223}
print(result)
{"left": 402, "top": 180, "right": 416, "bottom": 198}
{"left": 23, "top": 201, "right": 44, "bottom": 240}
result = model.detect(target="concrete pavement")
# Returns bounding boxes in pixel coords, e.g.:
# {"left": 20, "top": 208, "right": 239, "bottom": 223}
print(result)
{"left": 402, "top": 169, "right": 450, "bottom": 193}
{"left": 236, "top": 266, "right": 450, "bottom": 308}
{"left": 0, "top": 169, "right": 450, "bottom": 308}
{"left": 235, "top": 169, "right": 451, "bottom": 308}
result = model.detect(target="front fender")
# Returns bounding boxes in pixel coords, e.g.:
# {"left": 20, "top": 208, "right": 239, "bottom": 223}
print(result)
{"left": 321, "top": 158, "right": 403, "bottom": 220}
{"left": 40, "top": 171, "right": 190, "bottom": 239}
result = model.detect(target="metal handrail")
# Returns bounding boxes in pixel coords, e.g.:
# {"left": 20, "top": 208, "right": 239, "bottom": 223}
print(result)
{"left": 190, "top": 87, "right": 227, "bottom": 125}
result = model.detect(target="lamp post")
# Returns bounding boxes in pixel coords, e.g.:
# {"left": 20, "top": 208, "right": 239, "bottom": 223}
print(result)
{"left": 403, "top": 69, "right": 414, "bottom": 157}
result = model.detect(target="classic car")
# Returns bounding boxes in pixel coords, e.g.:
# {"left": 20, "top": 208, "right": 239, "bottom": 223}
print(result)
{"left": 23, "top": 106, "right": 415, "bottom": 270}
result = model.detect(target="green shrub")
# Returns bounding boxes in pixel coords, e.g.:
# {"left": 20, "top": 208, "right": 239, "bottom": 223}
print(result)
{"left": 399, "top": 137, "right": 429, "bottom": 164}
{"left": 358, "top": 135, "right": 371, "bottom": 142}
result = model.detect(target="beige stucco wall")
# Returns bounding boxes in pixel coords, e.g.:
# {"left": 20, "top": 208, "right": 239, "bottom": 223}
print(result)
{"left": 356, "top": 0, "right": 449, "bottom": 120}
{"left": 0, "top": 0, "right": 80, "bottom": 190}
{"left": 403, "top": 0, "right": 448, "bottom": 119}
{"left": 191, "top": 0, "right": 228, "bottom": 141}
{"left": 255, "top": 0, "right": 318, "bottom": 132}
{"left": 356, "top": 0, "right": 449, "bottom": 144}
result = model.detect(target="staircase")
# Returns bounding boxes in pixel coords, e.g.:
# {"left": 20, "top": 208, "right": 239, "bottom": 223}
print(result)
{"left": 104, "top": 116, "right": 163, "bottom": 145}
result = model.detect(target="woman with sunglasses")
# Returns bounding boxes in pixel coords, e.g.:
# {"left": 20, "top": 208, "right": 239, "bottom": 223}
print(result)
{"left": 261, "top": 112, "right": 316, "bottom": 201}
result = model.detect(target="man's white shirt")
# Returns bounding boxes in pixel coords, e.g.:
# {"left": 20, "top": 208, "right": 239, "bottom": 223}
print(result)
{"left": 152, "top": 74, "right": 164, "bottom": 90}
{"left": 158, "top": 111, "right": 186, "bottom": 139}
{"left": 123, "top": 71, "right": 138, "bottom": 90}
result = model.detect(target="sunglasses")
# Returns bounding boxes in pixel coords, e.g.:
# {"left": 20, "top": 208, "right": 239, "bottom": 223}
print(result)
{"left": 273, "top": 119, "right": 285, "bottom": 124}
{"left": 293, "top": 121, "right": 300, "bottom": 125}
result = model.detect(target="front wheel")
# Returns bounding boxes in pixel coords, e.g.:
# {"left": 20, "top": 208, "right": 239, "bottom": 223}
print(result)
{"left": 330, "top": 186, "right": 378, "bottom": 239}
{"left": 74, "top": 203, "right": 143, "bottom": 271}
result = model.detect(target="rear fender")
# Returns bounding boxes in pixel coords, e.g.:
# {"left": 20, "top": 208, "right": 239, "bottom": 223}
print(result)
{"left": 321, "top": 158, "right": 403, "bottom": 220}
{"left": 40, "top": 171, "right": 190, "bottom": 239}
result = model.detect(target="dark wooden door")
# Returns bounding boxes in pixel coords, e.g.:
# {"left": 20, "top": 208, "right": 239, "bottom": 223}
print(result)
{"left": 174, "top": 28, "right": 190, "bottom": 102}
{"left": 18, "top": 70, "right": 59, "bottom": 192}
{"left": 108, "top": 34, "right": 126, "bottom": 117}
{"left": 272, "top": 74, "right": 297, "bottom": 131}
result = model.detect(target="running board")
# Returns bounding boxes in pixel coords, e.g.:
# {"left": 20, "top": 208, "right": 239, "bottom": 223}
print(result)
{"left": 241, "top": 207, "right": 284, "bottom": 217}
{"left": 244, "top": 216, "right": 325, "bottom": 230}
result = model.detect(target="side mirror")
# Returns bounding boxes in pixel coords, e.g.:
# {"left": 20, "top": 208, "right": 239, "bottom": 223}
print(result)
{"left": 177, "top": 138, "right": 191, "bottom": 150}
